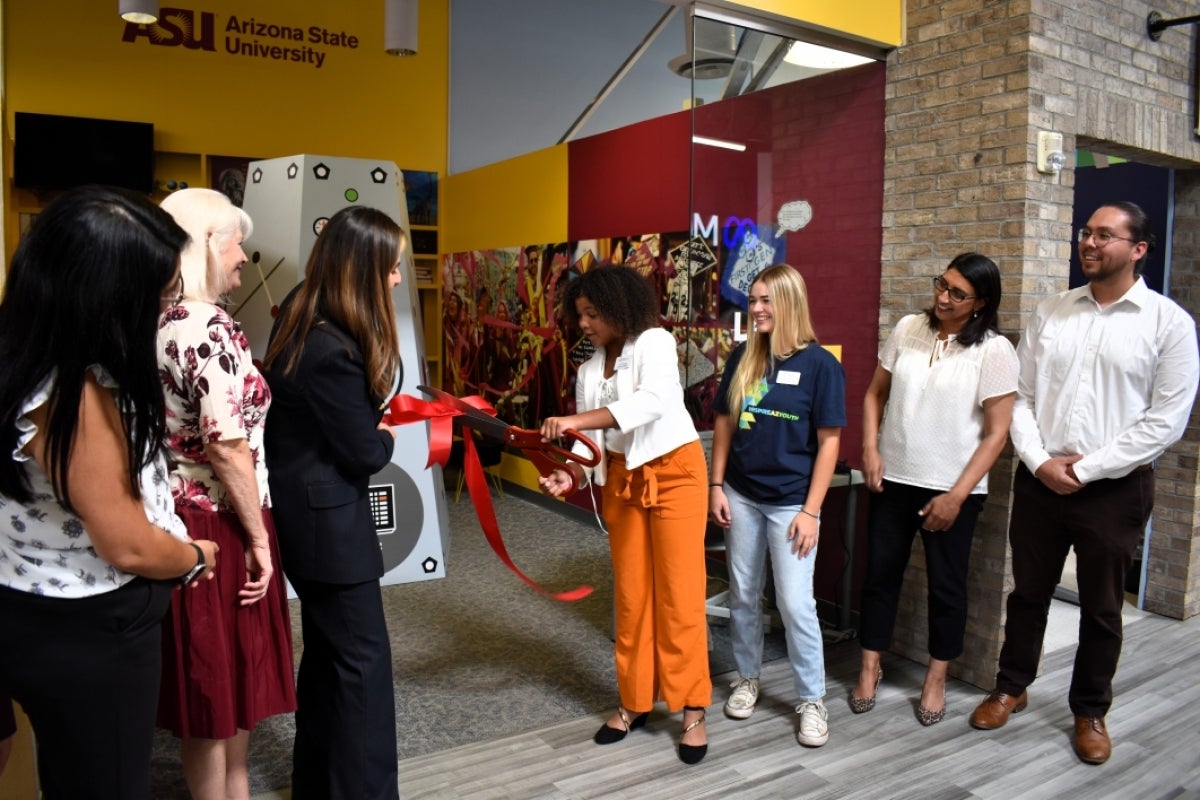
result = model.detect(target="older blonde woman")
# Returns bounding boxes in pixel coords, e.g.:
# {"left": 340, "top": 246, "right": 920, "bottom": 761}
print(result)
{"left": 156, "top": 189, "right": 296, "bottom": 800}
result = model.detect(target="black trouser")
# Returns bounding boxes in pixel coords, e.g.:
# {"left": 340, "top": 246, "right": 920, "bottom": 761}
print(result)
{"left": 0, "top": 578, "right": 172, "bottom": 800}
{"left": 858, "top": 480, "right": 984, "bottom": 661}
{"left": 289, "top": 575, "right": 399, "bottom": 800}
{"left": 996, "top": 464, "right": 1154, "bottom": 717}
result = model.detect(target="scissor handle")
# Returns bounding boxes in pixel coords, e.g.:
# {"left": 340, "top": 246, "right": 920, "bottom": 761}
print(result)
{"left": 500, "top": 428, "right": 601, "bottom": 493}
{"left": 554, "top": 429, "right": 602, "bottom": 468}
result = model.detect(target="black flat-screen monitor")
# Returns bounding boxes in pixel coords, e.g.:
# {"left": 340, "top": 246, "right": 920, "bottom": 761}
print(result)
{"left": 13, "top": 112, "right": 155, "bottom": 194}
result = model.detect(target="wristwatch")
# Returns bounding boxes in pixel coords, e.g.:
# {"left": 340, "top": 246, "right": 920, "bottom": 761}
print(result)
{"left": 179, "top": 542, "right": 206, "bottom": 586}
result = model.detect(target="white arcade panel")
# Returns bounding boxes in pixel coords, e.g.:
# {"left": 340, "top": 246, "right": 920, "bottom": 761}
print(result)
{"left": 232, "top": 154, "right": 448, "bottom": 586}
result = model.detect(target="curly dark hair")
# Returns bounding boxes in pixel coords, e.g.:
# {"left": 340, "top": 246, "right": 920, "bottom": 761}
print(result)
{"left": 559, "top": 265, "right": 659, "bottom": 339}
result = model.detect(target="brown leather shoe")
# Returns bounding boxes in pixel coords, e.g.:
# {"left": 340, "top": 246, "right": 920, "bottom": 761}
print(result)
{"left": 969, "top": 689, "right": 1028, "bottom": 730}
{"left": 1073, "top": 716, "right": 1111, "bottom": 764}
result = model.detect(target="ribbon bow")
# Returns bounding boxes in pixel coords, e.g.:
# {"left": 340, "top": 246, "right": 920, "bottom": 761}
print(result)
{"left": 385, "top": 393, "right": 593, "bottom": 602}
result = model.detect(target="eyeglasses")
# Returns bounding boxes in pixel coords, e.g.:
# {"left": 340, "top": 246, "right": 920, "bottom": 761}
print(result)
{"left": 932, "top": 275, "right": 977, "bottom": 304}
{"left": 1077, "top": 228, "right": 1139, "bottom": 247}
{"left": 161, "top": 275, "right": 184, "bottom": 308}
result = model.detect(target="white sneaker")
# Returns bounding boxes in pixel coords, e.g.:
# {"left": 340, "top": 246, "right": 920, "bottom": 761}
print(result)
{"left": 724, "top": 676, "right": 760, "bottom": 719}
{"left": 796, "top": 700, "right": 829, "bottom": 747}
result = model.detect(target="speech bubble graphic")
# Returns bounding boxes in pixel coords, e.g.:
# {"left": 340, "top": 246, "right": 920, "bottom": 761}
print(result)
{"left": 777, "top": 200, "right": 813, "bottom": 232}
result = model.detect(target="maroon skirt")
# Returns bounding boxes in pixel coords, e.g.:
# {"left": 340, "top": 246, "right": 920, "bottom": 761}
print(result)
{"left": 157, "top": 507, "right": 297, "bottom": 739}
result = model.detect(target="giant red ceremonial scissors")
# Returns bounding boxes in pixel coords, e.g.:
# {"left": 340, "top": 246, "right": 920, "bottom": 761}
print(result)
{"left": 417, "top": 385, "right": 600, "bottom": 494}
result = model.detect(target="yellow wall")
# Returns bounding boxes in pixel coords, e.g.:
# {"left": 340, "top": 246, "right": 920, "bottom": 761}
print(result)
{"left": 5, "top": 0, "right": 447, "bottom": 160}
{"left": 4, "top": 0, "right": 448, "bottom": 263}
{"left": 718, "top": 0, "right": 904, "bottom": 47}
{"left": 5, "top": 0, "right": 448, "bottom": 187}
{"left": 442, "top": 145, "right": 568, "bottom": 254}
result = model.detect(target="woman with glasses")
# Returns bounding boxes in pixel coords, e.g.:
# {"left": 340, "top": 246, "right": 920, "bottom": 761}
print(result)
{"left": 156, "top": 188, "right": 296, "bottom": 800}
{"left": 850, "top": 252, "right": 1018, "bottom": 725}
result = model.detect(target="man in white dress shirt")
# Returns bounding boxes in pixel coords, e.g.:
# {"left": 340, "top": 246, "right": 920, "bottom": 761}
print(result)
{"left": 969, "top": 201, "right": 1200, "bottom": 764}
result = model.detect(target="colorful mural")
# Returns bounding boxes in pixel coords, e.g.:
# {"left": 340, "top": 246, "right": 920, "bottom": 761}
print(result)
{"left": 440, "top": 228, "right": 779, "bottom": 431}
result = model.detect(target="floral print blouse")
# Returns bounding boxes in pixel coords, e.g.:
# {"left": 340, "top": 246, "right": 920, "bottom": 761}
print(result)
{"left": 0, "top": 366, "right": 187, "bottom": 597}
{"left": 158, "top": 301, "right": 272, "bottom": 511}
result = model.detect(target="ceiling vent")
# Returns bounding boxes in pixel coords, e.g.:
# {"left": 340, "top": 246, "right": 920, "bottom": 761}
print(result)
{"left": 668, "top": 15, "right": 738, "bottom": 79}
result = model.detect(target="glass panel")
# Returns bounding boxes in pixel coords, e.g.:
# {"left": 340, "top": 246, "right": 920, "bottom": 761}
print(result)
{"left": 680, "top": 13, "right": 885, "bottom": 438}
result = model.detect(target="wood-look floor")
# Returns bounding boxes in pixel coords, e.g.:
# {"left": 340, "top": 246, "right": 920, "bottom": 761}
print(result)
{"left": 394, "top": 608, "right": 1200, "bottom": 799}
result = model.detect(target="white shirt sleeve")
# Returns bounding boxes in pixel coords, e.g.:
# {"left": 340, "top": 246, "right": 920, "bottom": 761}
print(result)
{"left": 1009, "top": 297, "right": 1053, "bottom": 474}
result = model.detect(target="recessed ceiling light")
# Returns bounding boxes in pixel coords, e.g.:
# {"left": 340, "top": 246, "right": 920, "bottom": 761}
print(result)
{"left": 784, "top": 42, "right": 874, "bottom": 70}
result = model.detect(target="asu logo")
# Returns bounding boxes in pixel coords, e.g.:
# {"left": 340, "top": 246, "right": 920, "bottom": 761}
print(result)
{"left": 121, "top": 7, "right": 216, "bottom": 51}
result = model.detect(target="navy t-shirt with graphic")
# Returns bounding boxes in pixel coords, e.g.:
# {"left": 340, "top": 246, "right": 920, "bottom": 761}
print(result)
{"left": 713, "top": 343, "right": 846, "bottom": 506}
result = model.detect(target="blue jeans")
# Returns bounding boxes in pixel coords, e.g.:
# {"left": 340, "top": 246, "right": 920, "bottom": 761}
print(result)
{"left": 724, "top": 483, "right": 825, "bottom": 701}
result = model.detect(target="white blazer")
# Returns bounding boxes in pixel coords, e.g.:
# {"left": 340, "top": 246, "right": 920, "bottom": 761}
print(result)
{"left": 572, "top": 328, "right": 699, "bottom": 486}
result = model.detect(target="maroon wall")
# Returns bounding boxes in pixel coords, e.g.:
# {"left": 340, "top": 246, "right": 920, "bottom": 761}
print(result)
{"left": 568, "top": 63, "right": 885, "bottom": 463}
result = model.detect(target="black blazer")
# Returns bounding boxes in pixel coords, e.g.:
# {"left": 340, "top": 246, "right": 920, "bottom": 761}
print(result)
{"left": 264, "top": 306, "right": 399, "bottom": 585}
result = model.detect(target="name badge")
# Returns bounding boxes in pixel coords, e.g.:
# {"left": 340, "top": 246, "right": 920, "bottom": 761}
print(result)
{"left": 777, "top": 370, "right": 801, "bottom": 385}
{"left": 615, "top": 356, "right": 631, "bottom": 370}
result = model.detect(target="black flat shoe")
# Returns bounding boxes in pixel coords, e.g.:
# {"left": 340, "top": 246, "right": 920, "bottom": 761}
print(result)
{"left": 593, "top": 708, "right": 648, "bottom": 745}
{"left": 678, "top": 706, "right": 707, "bottom": 765}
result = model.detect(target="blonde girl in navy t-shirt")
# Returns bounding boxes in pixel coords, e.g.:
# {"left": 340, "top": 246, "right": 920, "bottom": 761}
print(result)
{"left": 709, "top": 264, "right": 846, "bottom": 748}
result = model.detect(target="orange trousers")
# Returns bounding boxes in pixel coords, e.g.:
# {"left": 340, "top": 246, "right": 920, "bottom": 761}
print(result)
{"left": 602, "top": 440, "right": 712, "bottom": 713}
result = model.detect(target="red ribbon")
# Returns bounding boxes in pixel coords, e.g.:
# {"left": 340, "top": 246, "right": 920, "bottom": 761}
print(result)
{"left": 386, "top": 393, "right": 593, "bottom": 602}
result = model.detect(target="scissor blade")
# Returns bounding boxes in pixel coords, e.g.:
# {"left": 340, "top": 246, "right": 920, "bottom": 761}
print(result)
{"left": 417, "top": 385, "right": 511, "bottom": 441}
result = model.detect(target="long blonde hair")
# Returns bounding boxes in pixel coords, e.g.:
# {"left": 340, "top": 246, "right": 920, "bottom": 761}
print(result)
{"left": 159, "top": 188, "right": 252, "bottom": 303}
{"left": 726, "top": 264, "right": 818, "bottom": 413}
{"left": 263, "top": 206, "right": 403, "bottom": 400}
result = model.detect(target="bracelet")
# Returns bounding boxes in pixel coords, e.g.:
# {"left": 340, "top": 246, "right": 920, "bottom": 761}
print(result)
{"left": 709, "top": 482, "right": 722, "bottom": 487}
{"left": 799, "top": 506, "right": 821, "bottom": 521}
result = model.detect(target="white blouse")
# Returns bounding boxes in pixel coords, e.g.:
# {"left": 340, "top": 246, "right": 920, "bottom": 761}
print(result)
{"left": 877, "top": 314, "right": 1018, "bottom": 493}
{"left": 0, "top": 366, "right": 187, "bottom": 597}
{"left": 598, "top": 373, "right": 631, "bottom": 455}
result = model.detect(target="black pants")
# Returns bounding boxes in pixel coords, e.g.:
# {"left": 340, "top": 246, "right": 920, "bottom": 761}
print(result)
{"left": 996, "top": 464, "right": 1154, "bottom": 717}
{"left": 0, "top": 578, "right": 172, "bottom": 800}
{"left": 858, "top": 480, "right": 984, "bottom": 661}
{"left": 289, "top": 575, "right": 399, "bottom": 800}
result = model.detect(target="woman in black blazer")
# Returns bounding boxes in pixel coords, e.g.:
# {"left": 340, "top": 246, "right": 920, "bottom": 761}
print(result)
{"left": 262, "top": 206, "right": 405, "bottom": 800}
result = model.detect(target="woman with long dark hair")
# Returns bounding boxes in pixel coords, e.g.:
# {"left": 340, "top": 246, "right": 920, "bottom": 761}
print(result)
{"left": 0, "top": 186, "right": 218, "bottom": 799}
{"left": 851, "top": 252, "right": 1017, "bottom": 724}
{"left": 262, "top": 205, "right": 404, "bottom": 800}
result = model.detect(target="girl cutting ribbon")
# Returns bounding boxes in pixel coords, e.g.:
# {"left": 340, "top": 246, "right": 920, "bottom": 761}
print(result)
{"left": 539, "top": 265, "right": 712, "bottom": 766}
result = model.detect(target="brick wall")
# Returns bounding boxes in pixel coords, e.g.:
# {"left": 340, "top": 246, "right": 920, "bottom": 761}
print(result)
{"left": 1149, "top": 173, "right": 1200, "bottom": 618}
{"left": 882, "top": 0, "right": 1200, "bottom": 687}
